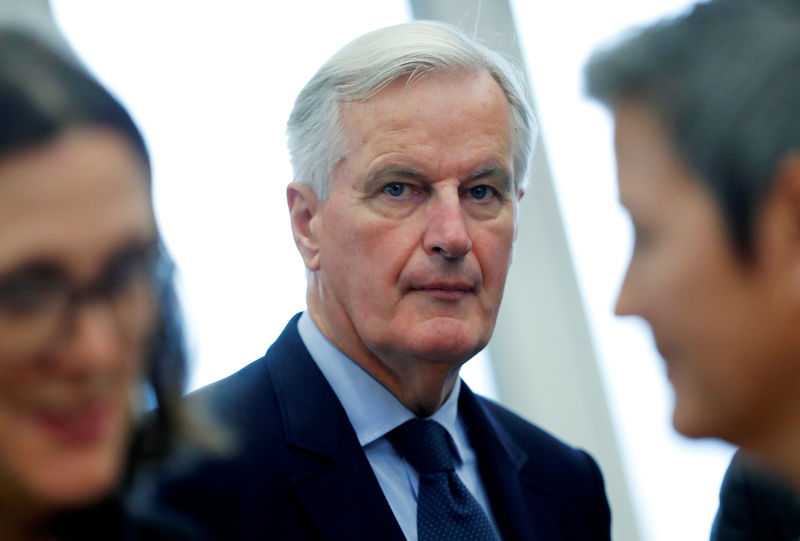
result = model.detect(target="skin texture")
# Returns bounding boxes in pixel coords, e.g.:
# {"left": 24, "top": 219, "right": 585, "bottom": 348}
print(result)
{"left": 613, "top": 101, "right": 800, "bottom": 474}
{"left": 0, "top": 128, "right": 157, "bottom": 538}
{"left": 289, "top": 70, "right": 520, "bottom": 416}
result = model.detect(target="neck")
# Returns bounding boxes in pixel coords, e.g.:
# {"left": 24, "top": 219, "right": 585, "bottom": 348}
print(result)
{"left": 355, "top": 353, "right": 462, "bottom": 417}
{"left": 755, "top": 428, "right": 800, "bottom": 492}
{"left": 306, "top": 291, "right": 464, "bottom": 417}
{"left": 737, "top": 396, "right": 800, "bottom": 492}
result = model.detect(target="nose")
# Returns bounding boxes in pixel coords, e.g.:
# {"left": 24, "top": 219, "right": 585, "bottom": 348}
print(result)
{"left": 423, "top": 189, "right": 472, "bottom": 259}
{"left": 60, "top": 302, "right": 126, "bottom": 370}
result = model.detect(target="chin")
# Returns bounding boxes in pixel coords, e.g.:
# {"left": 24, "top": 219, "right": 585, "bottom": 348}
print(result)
{"left": 30, "top": 446, "right": 126, "bottom": 509}
{"left": 669, "top": 382, "right": 703, "bottom": 439}
{"left": 671, "top": 408, "right": 709, "bottom": 440}
{"left": 5, "top": 409, "right": 133, "bottom": 513}
{"left": 416, "top": 344, "right": 478, "bottom": 365}
{"left": 410, "top": 322, "right": 488, "bottom": 363}
{"left": 670, "top": 390, "right": 738, "bottom": 442}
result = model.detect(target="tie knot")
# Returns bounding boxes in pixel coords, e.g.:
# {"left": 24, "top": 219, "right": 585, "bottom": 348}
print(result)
{"left": 390, "top": 418, "right": 455, "bottom": 474}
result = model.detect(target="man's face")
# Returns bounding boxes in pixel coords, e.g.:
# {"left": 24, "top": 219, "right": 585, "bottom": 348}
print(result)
{"left": 613, "top": 101, "right": 800, "bottom": 445}
{"left": 304, "top": 70, "right": 518, "bottom": 383}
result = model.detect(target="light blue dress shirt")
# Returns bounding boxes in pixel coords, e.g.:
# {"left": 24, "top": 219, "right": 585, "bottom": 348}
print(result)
{"left": 297, "top": 312, "right": 499, "bottom": 541}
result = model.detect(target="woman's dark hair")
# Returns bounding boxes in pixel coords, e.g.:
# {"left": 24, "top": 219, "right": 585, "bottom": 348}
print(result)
{"left": 0, "top": 29, "right": 187, "bottom": 463}
{"left": 0, "top": 30, "right": 149, "bottom": 171}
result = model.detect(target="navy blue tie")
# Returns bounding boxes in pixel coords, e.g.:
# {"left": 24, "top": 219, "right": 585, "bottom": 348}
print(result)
{"left": 390, "top": 418, "right": 499, "bottom": 541}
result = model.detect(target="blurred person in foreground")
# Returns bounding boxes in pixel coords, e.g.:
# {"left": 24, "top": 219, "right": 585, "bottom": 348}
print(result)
{"left": 160, "top": 20, "right": 611, "bottom": 541}
{"left": 0, "top": 30, "right": 201, "bottom": 540}
{"left": 585, "top": 0, "right": 800, "bottom": 538}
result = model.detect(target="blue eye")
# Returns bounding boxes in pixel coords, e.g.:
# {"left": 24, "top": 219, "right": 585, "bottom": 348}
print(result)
{"left": 469, "top": 185, "right": 493, "bottom": 200}
{"left": 383, "top": 182, "right": 406, "bottom": 197}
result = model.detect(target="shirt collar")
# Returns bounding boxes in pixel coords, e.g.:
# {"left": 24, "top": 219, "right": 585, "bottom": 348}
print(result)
{"left": 297, "top": 312, "right": 464, "bottom": 460}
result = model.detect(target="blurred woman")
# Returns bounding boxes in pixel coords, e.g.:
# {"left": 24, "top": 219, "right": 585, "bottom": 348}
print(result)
{"left": 0, "top": 29, "right": 196, "bottom": 540}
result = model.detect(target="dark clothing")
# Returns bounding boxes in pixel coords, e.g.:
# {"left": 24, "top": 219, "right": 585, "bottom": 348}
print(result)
{"left": 52, "top": 492, "right": 207, "bottom": 541}
{"left": 711, "top": 450, "right": 800, "bottom": 541}
{"left": 160, "top": 314, "right": 611, "bottom": 540}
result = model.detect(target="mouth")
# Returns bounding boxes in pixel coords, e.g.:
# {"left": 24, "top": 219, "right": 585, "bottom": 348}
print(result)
{"left": 653, "top": 339, "right": 678, "bottom": 373}
{"left": 652, "top": 335, "right": 672, "bottom": 360}
{"left": 32, "top": 399, "right": 117, "bottom": 446}
{"left": 408, "top": 282, "right": 475, "bottom": 300}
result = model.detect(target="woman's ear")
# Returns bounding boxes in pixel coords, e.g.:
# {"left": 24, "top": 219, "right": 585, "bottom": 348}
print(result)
{"left": 287, "top": 182, "right": 322, "bottom": 271}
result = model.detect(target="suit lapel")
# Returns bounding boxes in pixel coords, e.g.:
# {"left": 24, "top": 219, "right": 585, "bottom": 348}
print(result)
{"left": 266, "top": 316, "right": 406, "bottom": 541}
{"left": 459, "top": 384, "right": 561, "bottom": 541}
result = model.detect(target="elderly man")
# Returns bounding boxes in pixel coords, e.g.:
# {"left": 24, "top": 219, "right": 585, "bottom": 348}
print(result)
{"left": 162, "top": 21, "right": 611, "bottom": 540}
{"left": 585, "top": 0, "right": 800, "bottom": 538}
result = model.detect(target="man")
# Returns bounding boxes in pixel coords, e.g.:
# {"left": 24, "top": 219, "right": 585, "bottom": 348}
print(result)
{"left": 162, "top": 21, "right": 611, "bottom": 540}
{"left": 584, "top": 0, "right": 800, "bottom": 537}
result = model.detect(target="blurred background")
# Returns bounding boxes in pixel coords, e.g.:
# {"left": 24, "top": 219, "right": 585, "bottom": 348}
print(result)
{"left": 4, "top": 1, "right": 735, "bottom": 539}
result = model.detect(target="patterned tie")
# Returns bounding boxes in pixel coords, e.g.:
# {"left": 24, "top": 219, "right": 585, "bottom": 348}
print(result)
{"left": 389, "top": 418, "right": 500, "bottom": 541}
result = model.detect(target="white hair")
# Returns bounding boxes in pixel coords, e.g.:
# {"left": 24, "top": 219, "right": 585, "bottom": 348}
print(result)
{"left": 286, "top": 20, "right": 537, "bottom": 199}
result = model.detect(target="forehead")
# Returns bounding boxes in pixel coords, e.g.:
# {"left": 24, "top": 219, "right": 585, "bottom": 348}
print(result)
{"left": 613, "top": 101, "right": 698, "bottom": 208}
{"left": 0, "top": 128, "right": 155, "bottom": 274}
{"left": 337, "top": 70, "right": 514, "bottom": 178}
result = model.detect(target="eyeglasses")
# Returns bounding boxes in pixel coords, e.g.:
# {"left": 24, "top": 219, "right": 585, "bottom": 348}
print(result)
{"left": 0, "top": 241, "right": 161, "bottom": 362}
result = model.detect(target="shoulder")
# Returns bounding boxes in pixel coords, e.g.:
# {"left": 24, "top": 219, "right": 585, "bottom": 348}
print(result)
{"left": 125, "top": 504, "right": 212, "bottom": 541}
{"left": 154, "top": 362, "right": 293, "bottom": 537}
{"left": 467, "top": 393, "right": 611, "bottom": 538}
{"left": 53, "top": 494, "right": 212, "bottom": 541}
{"left": 187, "top": 314, "right": 308, "bottom": 426}
{"left": 155, "top": 315, "right": 331, "bottom": 533}
{"left": 476, "top": 394, "right": 605, "bottom": 481}
{"left": 478, "top": 397, "right": 576, "bottom": 449}
{"left": 463, "top": 389, "right": 607, "bottom": 493}
{"left": 711, "top": 450, "right": 800, "bottom": 540}
{"left": 190, "top": 353, "right": 275, "bottom": 417}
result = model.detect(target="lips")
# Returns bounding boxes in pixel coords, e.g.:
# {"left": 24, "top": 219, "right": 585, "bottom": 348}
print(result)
{"left": 33, "top": 400, "right": 116, "bottom": 445}
{"left": 413, "top": 281, "right": 473, "bottom": 291}
{"left": 408, "top": 281, "right": 475, "bottom": 300}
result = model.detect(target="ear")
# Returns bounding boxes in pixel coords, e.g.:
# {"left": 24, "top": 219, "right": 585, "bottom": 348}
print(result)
{"left": 754, "top": 154, "right": 800, "bottom": 301}
{"left": 287, "top": 182, "right": 322, "bottom": 271}
{"left": 513, "top": 188, "right": 524, "bottom": 242}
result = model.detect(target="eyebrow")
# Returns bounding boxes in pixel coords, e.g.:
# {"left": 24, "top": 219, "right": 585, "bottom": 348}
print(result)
{"left": 364, "top": 166, "right": 426, "bottom": 192}
{"left": 467, "top": 165, "right": 513, "bottom": 194}
{"left": 0, "top": 236, "right": 159, "bottom": 284}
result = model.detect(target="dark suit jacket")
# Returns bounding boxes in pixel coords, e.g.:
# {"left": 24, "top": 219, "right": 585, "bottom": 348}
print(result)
{"left": 160, "top": 314, "right": 611, "bottom": 540}
{"left": 711, "top": 450, "right": 800, "bottom": 541}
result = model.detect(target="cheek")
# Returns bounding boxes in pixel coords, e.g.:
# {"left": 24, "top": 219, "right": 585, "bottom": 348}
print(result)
{"left": 659, "top": 262, "right": 783, "bottom": 437}
{"left": 0, "top": 385, "right": 132, "bottom": 510}
{"left": 472, "top": 225, "right": 514, "bottom": 289}
{"left": 0, "top": 344, "right": 143, "bottom": 508}
{"left": 630, "top": 232, "right": 715, "bottom": 331}
{"left": 322, "top": 213, "right": 418, "bottom": 288}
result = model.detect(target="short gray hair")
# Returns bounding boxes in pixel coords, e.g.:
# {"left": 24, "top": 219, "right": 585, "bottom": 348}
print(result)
{"left": 585, "top": 0, "right": 800, "bottom": 256}
{"left": 287, "top": 20, "right": 536, "bottom": 200}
